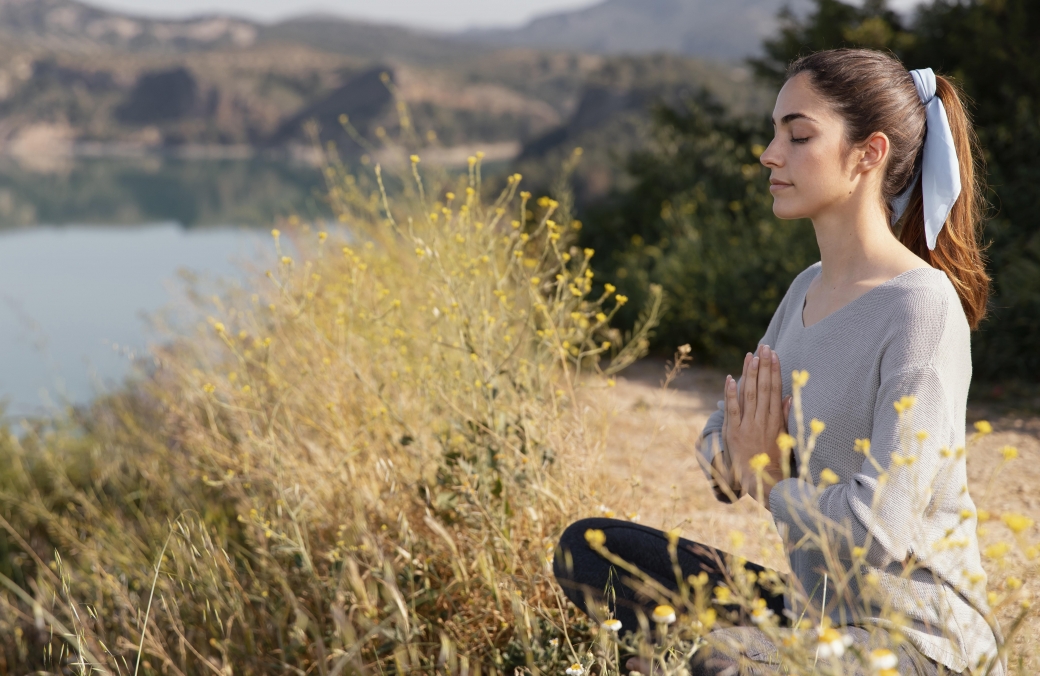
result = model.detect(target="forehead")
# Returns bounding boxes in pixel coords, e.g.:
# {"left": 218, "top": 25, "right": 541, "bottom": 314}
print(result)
{"left": 773, "top": 72, "right": 838, "bottom": 124}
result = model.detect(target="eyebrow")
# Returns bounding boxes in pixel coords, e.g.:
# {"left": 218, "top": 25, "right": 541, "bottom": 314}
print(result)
{"left": 770, "top": 112, "right": 819, "bottom": 126}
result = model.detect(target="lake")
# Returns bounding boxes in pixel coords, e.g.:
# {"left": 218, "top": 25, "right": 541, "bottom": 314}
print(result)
{"left": 0, "top": 157, "right": 326, "bottom": 418}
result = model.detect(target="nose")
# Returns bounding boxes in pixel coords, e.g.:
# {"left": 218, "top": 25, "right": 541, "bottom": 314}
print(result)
{"left": 759, "top": 138, "right": 781, "bottom": 169}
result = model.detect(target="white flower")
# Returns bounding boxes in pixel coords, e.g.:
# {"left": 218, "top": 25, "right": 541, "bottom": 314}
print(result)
{"left": 750, "top": 606, "right": 774, "bottom": 624}
{"left": 652, "top": 604, "right": 676, "bottom": 624}
{"left": 549, "top": 638, "right": 559, "bottom": 648}
{"left": 601, "top": 618, "right": 622, "bottom": 632}
{"left": 816, "top": 627, "right": 854, "bottom": 658}
{"left": 870, "top": 648, "right": 899, "bottom": 673}
{"left": 565, "top": 663, "right": 584, "bottom": 676}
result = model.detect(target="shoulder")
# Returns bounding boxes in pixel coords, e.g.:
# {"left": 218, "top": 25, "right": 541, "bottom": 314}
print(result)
{"left": 874, "top": 267, "right": 970, "bottom": 371}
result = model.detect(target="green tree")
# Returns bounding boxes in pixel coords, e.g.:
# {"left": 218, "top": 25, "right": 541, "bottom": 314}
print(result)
{"left": 907, "top": 0, "right": 1040, "bottom": 381}
{"left": 582, "top": 94, "right": 818, "bottom": 366}
{"left": 751, "top": 0, "right": 915, "bottom": 84}
{"left": 753, "top": 0, "right": 1040, "bottom": 381}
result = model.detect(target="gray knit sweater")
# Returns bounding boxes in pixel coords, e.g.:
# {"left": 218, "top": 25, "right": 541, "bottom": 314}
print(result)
{"left": 699, "top": 262, "right": 1003, "bottom": 675}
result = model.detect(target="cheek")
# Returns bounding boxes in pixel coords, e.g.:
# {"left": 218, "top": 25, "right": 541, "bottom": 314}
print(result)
{"left": 771, "top": 148, "right": 846, "bottom": 218}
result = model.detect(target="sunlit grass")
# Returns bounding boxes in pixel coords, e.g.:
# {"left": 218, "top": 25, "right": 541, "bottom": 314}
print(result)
{"left": 0, "top": 114, "right": 1035, "bottom": 675}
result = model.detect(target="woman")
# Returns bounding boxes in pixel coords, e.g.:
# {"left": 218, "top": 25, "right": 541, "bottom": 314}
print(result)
{"left": 553, "top": 49, "right": 1003, "bottom": 675}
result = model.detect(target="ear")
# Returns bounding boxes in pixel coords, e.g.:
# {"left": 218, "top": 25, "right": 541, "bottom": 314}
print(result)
{"left": 854, "top": 131, "right": 890, "bottom": 176}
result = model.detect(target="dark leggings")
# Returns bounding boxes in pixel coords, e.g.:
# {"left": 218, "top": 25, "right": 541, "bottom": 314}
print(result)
{"left": 552, "top": 517, "right": 788, "bottom": 633}
{"left": 553, "top": 518, "right": 950, "bottom": 675}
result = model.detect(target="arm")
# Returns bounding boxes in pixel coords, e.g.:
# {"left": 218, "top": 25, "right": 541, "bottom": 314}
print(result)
{"left": 767, "top": 365, "right": 952, "bottom": 564}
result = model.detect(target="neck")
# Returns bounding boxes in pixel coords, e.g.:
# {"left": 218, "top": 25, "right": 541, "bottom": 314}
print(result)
{"left": 810, "top": 187, "right": 902, "bottom": 286}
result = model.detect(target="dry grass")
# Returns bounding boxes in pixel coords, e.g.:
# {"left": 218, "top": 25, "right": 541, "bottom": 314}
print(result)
{"left": 0, "top": 142, "right": 1035, "bottom": 675}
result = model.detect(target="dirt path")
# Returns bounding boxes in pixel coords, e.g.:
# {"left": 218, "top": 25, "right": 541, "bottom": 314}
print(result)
{"left": 593, "top": 358, "right": 1040, "bottom": 663}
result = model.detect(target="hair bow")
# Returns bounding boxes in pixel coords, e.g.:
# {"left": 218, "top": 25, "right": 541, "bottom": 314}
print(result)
{"left": 888, "top": 68, "right": 961, "bottom": 251}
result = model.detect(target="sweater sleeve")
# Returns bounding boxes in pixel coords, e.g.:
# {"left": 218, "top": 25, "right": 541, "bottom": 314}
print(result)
{"left": 767, "top": 364, "right": 954, "bottom": 565}
{"left": 697, "top": 268, "right": 810, "bottom": 502}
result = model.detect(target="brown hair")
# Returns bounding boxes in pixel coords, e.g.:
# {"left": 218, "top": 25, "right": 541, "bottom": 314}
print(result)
{"left": 787, "top": 49, "right": 989, "bottom": 329}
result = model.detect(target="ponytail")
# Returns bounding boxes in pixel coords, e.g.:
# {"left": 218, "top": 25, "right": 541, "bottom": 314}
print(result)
{"left": 896, "top": 75, "right": 989, "bottom": 329}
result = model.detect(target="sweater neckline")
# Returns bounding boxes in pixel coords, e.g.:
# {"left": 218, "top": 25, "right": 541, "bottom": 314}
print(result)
{"left": 796, "top": 265, "right": 939, "bottom": 330}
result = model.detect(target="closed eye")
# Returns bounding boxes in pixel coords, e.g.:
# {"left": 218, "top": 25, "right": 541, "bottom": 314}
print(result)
{"left": 791, "top": 136, "right": 809, "bottom": 144}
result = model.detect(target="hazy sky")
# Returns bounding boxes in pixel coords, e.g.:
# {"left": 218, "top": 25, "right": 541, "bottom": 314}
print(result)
{"left": 82, "top": 0, "right": 929, "bottom": 31}
{"left": 81, "top": 0, "right": 602, "bottom": 30}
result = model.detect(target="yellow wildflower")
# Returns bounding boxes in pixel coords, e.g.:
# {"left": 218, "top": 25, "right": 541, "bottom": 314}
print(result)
{"left": 1001, "top": 445, "right": 1018, "bottom": 461}
{"left": 810, "top": 419, "right": 826, "bottom": 435}
{"left": 749, "top": 453, "right": 771, "bottom": 473}
{"left": 819, "top": 468, "right": 839, "bottom": 485}
{"left": 666, "top": 528, "right": 680, "bottom": 547}
{"left": 974, "top": 420, "right": 993, "bottom": 435}
{"left": 791, "top": 370, "right": 810, "bottom": 388}
{"left": 893, "top": 395, "right": 916, "bottom": 413}
{"left": 584, "top": 529, "right": 606, "bottom": 548}
{"left": 984, "top": 542, "right": 1011, "bottom": 559}
{"left": 776, "top": 433, "right": 796, "bottom": 453}
{"left": 1001, "top": 513, "right": 1034, "bottom": 534}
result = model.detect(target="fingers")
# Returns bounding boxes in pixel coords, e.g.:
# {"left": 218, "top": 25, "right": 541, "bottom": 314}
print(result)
{"left": 725, "top": 374, "right": 740, "bottom": 423}
{"left": 739, "top": 352, "right": 751, "bottom": 416}
{"left": 783, "top": 395, "right": 793, "bottom": 429}
{"left": 755, "top": 345, "right": 774, "bottom": 423}
{"left": 743, "top": 350, "right": 760, "bottom": 420}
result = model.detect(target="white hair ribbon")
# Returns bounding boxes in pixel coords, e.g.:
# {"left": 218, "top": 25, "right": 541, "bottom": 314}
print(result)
{"left": 888, "top": 68, "right": 962, "bottom": 250}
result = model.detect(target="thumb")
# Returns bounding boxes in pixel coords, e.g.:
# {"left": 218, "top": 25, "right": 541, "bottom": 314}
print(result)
{"left": 782, "top": 396, "right": 793, "bottom": 425}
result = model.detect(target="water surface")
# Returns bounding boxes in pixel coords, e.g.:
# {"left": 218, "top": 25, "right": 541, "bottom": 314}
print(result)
{"left": 0, "top": 158, "right": 324, "bottom": 417}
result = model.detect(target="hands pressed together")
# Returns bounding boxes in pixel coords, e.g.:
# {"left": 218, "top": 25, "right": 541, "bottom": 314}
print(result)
{"left": 718, "top": 344, "right": 793, "bottom": 507}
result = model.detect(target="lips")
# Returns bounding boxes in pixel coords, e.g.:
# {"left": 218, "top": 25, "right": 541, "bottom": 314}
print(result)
{"left": 769, "top": 179, "right": 792, "bottom": 192}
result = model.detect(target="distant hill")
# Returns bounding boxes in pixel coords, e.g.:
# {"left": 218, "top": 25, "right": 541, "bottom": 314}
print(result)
{"left": 4, "top": 0, "right": 809, "bottom": 63}
{"left": 0, "top": 0, "right": 485, "bottom": 62}
{"left": 461, "top": 0, "right": 811, "bottom": 60}
{"left": 0, "top": 0, "right": 258, "bottom": 51}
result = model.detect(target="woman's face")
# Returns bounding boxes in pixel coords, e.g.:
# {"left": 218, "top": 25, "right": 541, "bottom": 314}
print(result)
{"left": 759, "top": 73, "right": 856, "bottom": 221}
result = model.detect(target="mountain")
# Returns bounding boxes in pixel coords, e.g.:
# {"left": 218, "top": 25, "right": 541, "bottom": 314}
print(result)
{"left": 0, "top": 0, "right": 485, "bottom": 62}
{"left": 0, "top": 0, "right": 258, "bottom": 51}
{"left": 461, "top": 0, "right": 811, "bottom": 60}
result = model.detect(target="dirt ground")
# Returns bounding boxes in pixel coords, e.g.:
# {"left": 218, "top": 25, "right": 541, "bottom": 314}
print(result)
{"left": 590, "top": 357, "right": 1040, "bottom": 668}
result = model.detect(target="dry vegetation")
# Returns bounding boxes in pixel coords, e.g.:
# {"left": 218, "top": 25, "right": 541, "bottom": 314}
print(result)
{"left": 0, "top": 146, "right": 1036, "bottom": 675}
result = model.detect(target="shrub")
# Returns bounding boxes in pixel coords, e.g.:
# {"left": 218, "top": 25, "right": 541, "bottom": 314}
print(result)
{"left": 0, "top": 150, "right": 660, "bottom": 674}
{"left": 581, "top": 94, "right": 818, "bottom": 369}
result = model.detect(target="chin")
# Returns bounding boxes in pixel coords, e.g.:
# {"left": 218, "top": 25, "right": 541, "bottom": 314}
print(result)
{"left": 770, "top": 197, "right": 810, "bottom": 221}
